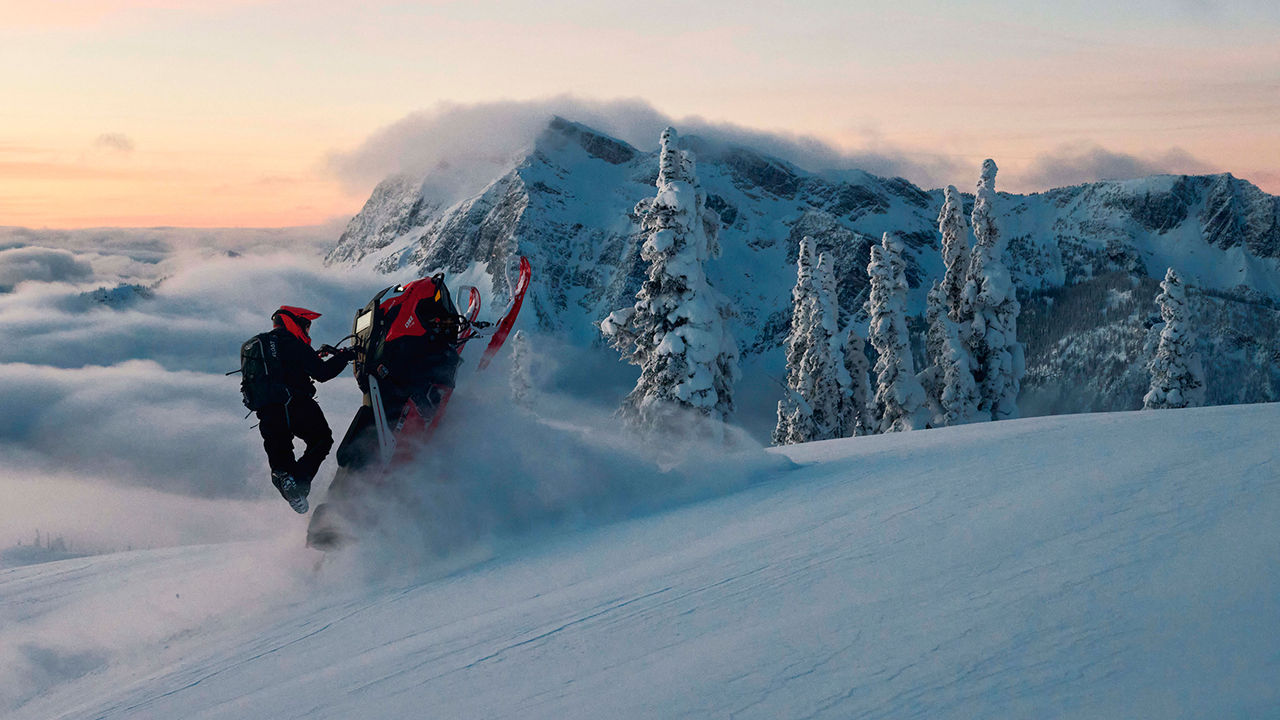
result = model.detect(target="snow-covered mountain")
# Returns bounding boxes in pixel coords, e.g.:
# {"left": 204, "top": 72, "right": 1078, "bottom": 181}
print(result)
{"left": 327, "top": 117, "right": 1280, "bottom": 422}
{"left": 5, "top": 404, "right": 1278, "bottom": 718}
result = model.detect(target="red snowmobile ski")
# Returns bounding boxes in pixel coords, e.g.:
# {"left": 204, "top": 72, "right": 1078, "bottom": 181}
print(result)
{"left": 306, "top": 258, "right": 531, "bottom": 550}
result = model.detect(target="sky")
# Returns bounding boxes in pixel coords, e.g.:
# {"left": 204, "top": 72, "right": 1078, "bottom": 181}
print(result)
{"left": 1, "top": 0, "right": 1277, "bottom": 228}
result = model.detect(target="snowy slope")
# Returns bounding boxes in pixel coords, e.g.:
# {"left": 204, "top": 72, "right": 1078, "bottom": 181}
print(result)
{"left": 4, "top": 404, "right": 1277, "bottom": 719}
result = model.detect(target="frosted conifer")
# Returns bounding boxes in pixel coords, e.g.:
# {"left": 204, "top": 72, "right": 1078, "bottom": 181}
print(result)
{"left": 774, "top": 240, "right": 845, "bottom": 443}
{"left": 937, "top": 298, "right": 980, "bottom": 426}
{"left": 509, "top": 329, "right": 533, "bottom": 409}
{"left": 840, "top": 325, "right": 874, "bottom": 436}
{"left": 1144, "top": 268, "right": 1205, "bottom": 409}
{"left": 922, "top": 281, "right": 947, "bottom": 410}
{"left": 938, "top": 185, "right": 970, "bottom": 322}
{"left": 774, "top": 238, "right": 819, "bottom": 445}
{"left": 600, "top": 127, "right": 740, "bottom": 436}
{"left": 807, "top": 252, "right": 843, "bottom": 436}
{"left": 773, "top": 390, "right": 808, "bottom": 447}
{"left": 776, "top": 241, "right": 860, "bottom": 444}
{"left": 924, "top": 281, "right": 979, "bottom": 426}
{"left": 961, "top": 159, "right": 1023, "bottom": 420}
{"left": 866, "top": 232, "right": 929, "bottom": 432}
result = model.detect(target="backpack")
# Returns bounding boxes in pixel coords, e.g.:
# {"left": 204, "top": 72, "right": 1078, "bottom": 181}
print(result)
{"left": 239, "top": 332, "right": 291, "bottom": 411}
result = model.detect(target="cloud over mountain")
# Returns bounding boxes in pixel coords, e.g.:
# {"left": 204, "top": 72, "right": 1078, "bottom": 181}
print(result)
{"left": 1020, "top": 143, "right": 1214, "bottom": 189}
{"left": 326, "top": 97, "right": 1236, "bottom": 196}
{"left": 325, "top": 96, "right": 969, "bottom": 194}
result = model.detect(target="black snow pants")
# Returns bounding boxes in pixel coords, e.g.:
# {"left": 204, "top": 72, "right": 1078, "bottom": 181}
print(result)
{"left": 256, "top": 396, "right": 333, "bottom": 486}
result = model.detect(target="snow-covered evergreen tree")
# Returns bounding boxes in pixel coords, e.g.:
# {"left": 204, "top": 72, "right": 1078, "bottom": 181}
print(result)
{"left": 774, "top": 239, "right": 843, "bottom": 444}
{"left": 508, "top": 329, "right": 533, "bottom": 409}
{"left": 840, "top": 325, "right": 874, "bottom": 436}
{"left": 773, "top": 389, "right": 810, "bottom": 446}
{"left": 921, "top": 281, "right": 947, "bottom": 410}
{"left": 962, "top": 159, "right": 1024, "bottom": 420}
{"left": 774, "top": 237, "right": 818, "bottom": 445}
{"left": 924, "top": 281, "right": 979, "bottom": 426}
{"left": 927, "top": 183, "right": 982, "bottom": 425}
{"left": 937, "top": 185, "right": 970, "bottom": 323}
{"left": 808, "top": 252, "right": 843, "bottom": 436}
{"left": 600, "top": 127, "right": 740, "bottom": 435}
{"left": 1144, "top": 268, "right": 1206, "bottom": 409}
{"left": 866, "top": 232, "right": 929, "bottom": 432}
{"left": 934, "top": 293, "right": 980, "bottom": 427}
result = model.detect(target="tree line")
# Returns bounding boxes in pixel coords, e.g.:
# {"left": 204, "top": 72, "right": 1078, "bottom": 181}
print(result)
{"left": 586, "top": 127, "right": 1203, "bottom": 443}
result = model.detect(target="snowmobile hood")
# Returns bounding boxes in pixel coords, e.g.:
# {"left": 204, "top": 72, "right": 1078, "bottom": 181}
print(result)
{"left": 380, "top": 278, "right": 443, "bottom": 343}
{"left": 273, "top": 305, "right": 321, "bottom": 345}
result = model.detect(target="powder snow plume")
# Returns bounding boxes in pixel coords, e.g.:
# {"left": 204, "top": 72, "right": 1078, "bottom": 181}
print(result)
{"left": 314, "top": 361, "right": 790, "bottom": 580}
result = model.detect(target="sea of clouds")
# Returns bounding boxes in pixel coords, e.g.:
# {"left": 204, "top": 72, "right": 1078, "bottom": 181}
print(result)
{"left": 0, "top": 227, "right": 384, "bottom": 554}
{"left": 0, "top": 225, "right": 780, "bottom": 567}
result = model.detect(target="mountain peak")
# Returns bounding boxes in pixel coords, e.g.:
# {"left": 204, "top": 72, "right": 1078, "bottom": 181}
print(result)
{"left": 540, "top": 116, "right": 638, "bottom": 165}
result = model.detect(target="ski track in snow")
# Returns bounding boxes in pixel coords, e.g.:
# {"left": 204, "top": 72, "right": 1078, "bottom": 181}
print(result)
{"left": 2, "top": 404, "right": 1278, "bottom": 719}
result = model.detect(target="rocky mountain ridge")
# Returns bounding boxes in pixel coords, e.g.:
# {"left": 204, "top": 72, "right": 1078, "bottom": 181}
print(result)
{"left": 326, "top": 117, "right": 1280, "bottom": 426}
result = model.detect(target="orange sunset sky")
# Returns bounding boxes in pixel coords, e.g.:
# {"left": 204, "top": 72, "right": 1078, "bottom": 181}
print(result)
{"left": 2, "top": 0, "right": 1277, "bottom": 229}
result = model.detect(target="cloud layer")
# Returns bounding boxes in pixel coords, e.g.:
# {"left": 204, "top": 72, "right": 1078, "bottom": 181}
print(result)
{"left": 0, "top": 247, "right": 94, "bottom": 292}
{"left": 0, "top": 230, "right": 382, "bottom": 555}
{"left": 326, "top": 97, "right": 1254, "bottom": 197}
{"left": 0, "top": 227, "right": 781, "bottom": 573}
{"left": 326, "top": 96, "right": 970, "bottom": 194}
{"left": 1020, "top": 143, "right": 1214, "bottom": 189}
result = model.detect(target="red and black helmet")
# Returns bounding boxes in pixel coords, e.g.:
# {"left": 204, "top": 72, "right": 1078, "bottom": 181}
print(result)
{"left": 272, "top": 305, "right": 321, "bottom": 345}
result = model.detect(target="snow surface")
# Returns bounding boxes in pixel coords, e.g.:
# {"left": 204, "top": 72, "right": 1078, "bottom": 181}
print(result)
{"left": 4, "top": 404, "right": 1278, "bottom": 719}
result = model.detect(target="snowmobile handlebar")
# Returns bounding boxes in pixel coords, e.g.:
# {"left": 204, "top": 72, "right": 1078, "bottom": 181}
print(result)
{"left": 318, "top": 334, "right": 357, "bottom": 359}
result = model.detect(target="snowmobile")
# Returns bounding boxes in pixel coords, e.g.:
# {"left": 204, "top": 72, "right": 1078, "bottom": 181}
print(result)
{"left": 306, "top": 257, "right": 531, "bottom": 550}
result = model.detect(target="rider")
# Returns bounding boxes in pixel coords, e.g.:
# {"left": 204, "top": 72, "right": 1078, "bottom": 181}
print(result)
{"left": 256, "top": 305, "right": 354, "bottom": 513}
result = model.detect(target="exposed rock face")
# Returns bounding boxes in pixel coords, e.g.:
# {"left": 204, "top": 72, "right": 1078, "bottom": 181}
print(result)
{"left": 327, "top": 175, "right": 427, "bottom": 267}
{"left": 1107, "top": 175, "right": 1195, "bottom": 232}
{"left": 806, "top": 181, "right": 889, "bottom": 221}
{"left": 545, "top": 116, "right": 637, "bottom": 165}
{"left": 398, "top": 173, "right": 527, "bottom": 276}
{"left": 720, "top": 147, "right": 802, "bottom": 198}
{"left": 327, "top": 118, "right": 1280, "bottom": 422}
{"left": 1199, "top": 173, "right": 1280, "bottom": 257}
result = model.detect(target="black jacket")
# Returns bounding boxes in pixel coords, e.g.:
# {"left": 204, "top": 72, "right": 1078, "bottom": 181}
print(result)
{"left": 265, "top": 327, "right": 348, "bottom": 399}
